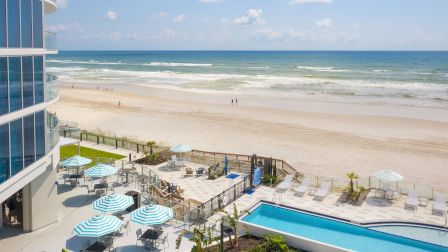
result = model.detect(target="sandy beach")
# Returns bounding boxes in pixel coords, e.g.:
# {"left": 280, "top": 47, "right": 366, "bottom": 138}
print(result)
{"left": 50, "top": 82, "right": 448, "bottom": 186}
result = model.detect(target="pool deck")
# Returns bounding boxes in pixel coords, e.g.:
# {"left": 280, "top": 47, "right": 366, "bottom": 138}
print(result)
{"left": 1, "top": 141, "right": 447, "bottom": 251}
{"left": 214, "top": 183, "right": 447, "bottom": 228}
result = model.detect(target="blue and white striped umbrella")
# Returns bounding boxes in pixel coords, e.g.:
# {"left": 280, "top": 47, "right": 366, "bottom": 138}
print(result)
{"left": 73, "top": 215, "right": 122, "bottom": 237}
{"left": 373, "top": 170, "right": 404, "bottom": 182}
{"left": 60, "top": 155, "right": 92, "bottom": 167}
{"left": 93, "top": 193, "right": 134, "bottom": 213}
{"left": 85, "top": 163, "right": 118, "bottom": 178}
{"left": 130, "top": 205, "right": 173, "bottom": 226}
{"left": 170, "top": 144, "right": 192, "bottom": 153}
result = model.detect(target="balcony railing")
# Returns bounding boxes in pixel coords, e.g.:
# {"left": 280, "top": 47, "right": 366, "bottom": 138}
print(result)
{"left": 44, "top": 31, "right": 58, "bottom": 51}
{"left": 47, "top": 112, "right": 59, "bottom": 152}
{"left": 45, "top": 74, "right": 58, "bottom": 102}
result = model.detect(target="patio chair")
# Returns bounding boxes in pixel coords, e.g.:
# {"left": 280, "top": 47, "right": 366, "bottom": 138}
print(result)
{"left": 277, "top": 175, "right": 293, "bottom": 190}
{"left": 294, "top": 178, "right": 310, "bottom": 196}
{"left": 82, "top": 185, "right": 95, "bottom": 195}
{"left": 120, "top": 220, "right": 131, "bottom": 235}
{"left": 156, "top": 234, "right": 168, "bottom": 251}
{"left": 184, "top": 167, "right": 194, "bottom": 177}
{"left": 196, "top": 167, "right": 205, "bottom": 176}
{"left": 433, "top": 193, "right": 447, "bottom": 215}
{"left": 314, "top": 181, "right": 330, "bottom": 200}
{"left": 136, "top": 228, "right": 144, "bottom": 247}
{"left": 405, "top": 190, "right": 418, "bottom": 210}
{"left": 171, "top": 156, "right": 177, "bottom": 168}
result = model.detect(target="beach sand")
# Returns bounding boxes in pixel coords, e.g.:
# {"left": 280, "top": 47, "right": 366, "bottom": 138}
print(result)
{"left": 50, "top": 82, "right": 448, "bottom": 187}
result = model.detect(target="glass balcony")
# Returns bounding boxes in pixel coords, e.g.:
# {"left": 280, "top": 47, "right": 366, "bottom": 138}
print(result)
{"left": 47, "top": 112, "right": 59, "bottom": 152}
{"left": 45, "top": 74, "right": 58, "bottom": 102}
{"left": 44, "top": 31, "right": 58, "bottom": 51}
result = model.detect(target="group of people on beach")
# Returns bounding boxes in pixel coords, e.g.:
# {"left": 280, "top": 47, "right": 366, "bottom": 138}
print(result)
{"left": 231, "top": 98, "right": 238, "bottom": 105}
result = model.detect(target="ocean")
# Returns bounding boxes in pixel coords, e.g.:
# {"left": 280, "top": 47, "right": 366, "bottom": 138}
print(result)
{"left": 47, "top": 51, "right": 448, "bottom": 108}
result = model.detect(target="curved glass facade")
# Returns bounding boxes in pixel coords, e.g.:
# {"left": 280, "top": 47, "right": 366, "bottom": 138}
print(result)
{"left": 0, "top": 111, "right": 49, "bottom": 183}
{"left": 0, "top": 56, "right": 45, "bottom": 115}
{"left": 0, "top": 0, "right": 43, "bottom": 48}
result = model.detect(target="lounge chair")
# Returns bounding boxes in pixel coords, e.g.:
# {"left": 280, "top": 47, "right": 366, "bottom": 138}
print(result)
{"left": 277, "top": 175, "right": 293, "bottom": 190}
{"left": 433, "top": 193, "right": 447, "bottom": 215}
{"left": 294, "top": 178, "right": 310, "bottom": 195}
{"left": 314, "top": 181, "right": 330, "bottom": 200}
{"left": 405, "top": 190, "right": 418, "bottom": 210}
{"left": 196, "top": 167, "right": 205, "bottom": 176}
{"left": 185, "top": 167, "right": 194, "bottom": 177}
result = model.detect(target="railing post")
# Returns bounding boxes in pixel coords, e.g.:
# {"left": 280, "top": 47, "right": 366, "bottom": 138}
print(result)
{"left": 97, "top": 136, "right": 99, "bottom": 145}
{"left": 137, "top": 144, "right": 139, "bottom": 153}
{"left": 234, "top": 185, "right": 236, "bottom": 200}
{"left": 115, "top": 139, "right": 118, "bottom": 149}
{"left": 80, "top": 133, "right": 83, "bottom": 141}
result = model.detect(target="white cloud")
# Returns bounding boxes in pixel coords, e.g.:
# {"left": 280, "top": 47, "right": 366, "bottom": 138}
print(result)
{"left": 288, "top": 0, "right": 332, "bottom": 5}
{"left": 105, "top": 11, "right": 117, "bottom": 21}
{"left": 253, "top": 27, "right": 360, "bottom": 43}
{"left": 316, "top": 18, "right": 332, "bottom": 29}
{"left": 47, "top": 22, "right": 84, "bottom": 33}
{"left": 198, "top": 0, "right": 223, "bottom": 3}
{"left": 231, "top": 9, "right": 265, "bottom": 25}
{"left": 172, "top": 15, "right": 186, "bottom": 22}
{"left": 56, "top": 0, "right": 69, "bottom": 8}
{"left": 407, "top": 30, "right": 433, "bottom": 43}
{"left": 157, "top": 11, "right": 168, "bottom": 18}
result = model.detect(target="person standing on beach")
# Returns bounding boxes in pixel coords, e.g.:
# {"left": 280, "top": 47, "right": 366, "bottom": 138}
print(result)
{"left": 236, "top": 98, "right": 238, "bottom": 104}
{"left": 118, "top": 101, "right": 121, "bottom": 107}
{"left": 231, "top": 99, "right": 234, "bottom": 105}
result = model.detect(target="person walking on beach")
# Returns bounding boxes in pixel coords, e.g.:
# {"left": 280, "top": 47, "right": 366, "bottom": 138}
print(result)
{"left": 231, "top": 99, "right": 234, "bottom": 105}
{"left": 236, "top": 98, "right": 238, "bottom": 104}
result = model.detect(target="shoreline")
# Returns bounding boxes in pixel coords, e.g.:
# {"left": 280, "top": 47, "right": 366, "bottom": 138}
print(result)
{"left": 51, "top": 82, "right": 448, "bottom": 185}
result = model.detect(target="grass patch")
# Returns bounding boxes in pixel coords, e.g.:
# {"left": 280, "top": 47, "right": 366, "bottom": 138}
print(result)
{"left": 60, "top": 145, "right": 126, "bottom": 168}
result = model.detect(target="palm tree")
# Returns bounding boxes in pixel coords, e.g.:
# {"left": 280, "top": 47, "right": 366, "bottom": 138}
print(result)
{"left": 346, "top": 172, "right": 359, "bottom": 194}
{"left": 223, "top": 203, "right": 250, "bottom": 248}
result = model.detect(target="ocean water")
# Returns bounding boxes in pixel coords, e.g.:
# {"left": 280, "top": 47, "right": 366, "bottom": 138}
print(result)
{"left": 47, "top": 51, "right": 448, "bottom": 108}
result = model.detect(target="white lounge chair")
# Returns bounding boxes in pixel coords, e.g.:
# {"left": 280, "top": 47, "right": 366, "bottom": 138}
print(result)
{"left": 277, "top": 175, "right": 293, "bottom": 190}
{"left": 433, "top": 193, "right": 447, "bottom": 215}
{"left": 294, "top": 178, "right": 310, "bottom": 195}
{"left": 405, "top": 190, "right": 418, "bottom": 210}
{"left": 314, "top": 181, "right": 330, "bottom": 200}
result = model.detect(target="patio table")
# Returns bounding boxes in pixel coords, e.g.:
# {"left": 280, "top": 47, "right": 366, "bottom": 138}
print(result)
{"left": 140, "top": 229, "right": 163, "bottom": 248}
{"left": 85, "top": 240, "right": 112, "bottom": 252}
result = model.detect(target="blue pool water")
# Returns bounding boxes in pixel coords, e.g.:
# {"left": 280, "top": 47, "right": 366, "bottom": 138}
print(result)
{"left": 242, "top": 203, "right": 448, "bottom": 252}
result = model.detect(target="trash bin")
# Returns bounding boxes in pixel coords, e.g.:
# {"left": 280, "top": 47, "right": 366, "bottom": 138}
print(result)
{"left": 125, "top": 190, "right": 140, "bottom": 212}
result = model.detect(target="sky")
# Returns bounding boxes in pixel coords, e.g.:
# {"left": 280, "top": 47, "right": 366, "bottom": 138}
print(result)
{"left": 47, "top": 0, "right": 448, "bottom": 50}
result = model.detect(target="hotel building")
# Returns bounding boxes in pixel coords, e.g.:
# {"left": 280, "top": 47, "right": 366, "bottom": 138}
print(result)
{"left": 0, "top": 0, "right": 59, "bottom": 232}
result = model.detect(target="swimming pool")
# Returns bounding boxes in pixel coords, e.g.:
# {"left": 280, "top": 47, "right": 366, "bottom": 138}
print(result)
{"left": 241, "top": 202, "right": 448, "bottom": 252}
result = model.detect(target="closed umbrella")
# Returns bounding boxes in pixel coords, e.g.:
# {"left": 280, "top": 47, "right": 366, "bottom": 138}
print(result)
{"left": 130, "top": 205, "right": 173, "bottom": 226}
{"left": 93, "top": 193, "right": 134, "bottom": 213}
{"left": 224, "top": 155, "right": 228, "bottom": 175}
{"left": 85, "top": 163, "right": 118, "bottom": 178}
{"left": 73, "top": 215, "right": 122, "bottom": 237}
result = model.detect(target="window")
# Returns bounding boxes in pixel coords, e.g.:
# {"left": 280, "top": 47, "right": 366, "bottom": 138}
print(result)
{"left": 8, "top": 57, "right": 22, "bottom": 112}
{"left": 22, "top": 56, "right": 34, "bottom": 107}
{"left": 7, "top": 0, "right": 20, "bottom": 47}
{"left": 0, "top": 0, "right": 6, "bottom": 47}
{"left": 32, "top": 0, "right": 43, "bottom": 48}
{"left": 0, "top": 123, "right": 9, "bottom": 184}
{"left": 0, "top": 57, "right": 7, "bottom": 115}
{"left": 10, "top": 118, "right": 23, "bottom": 176}
{"left": 24, "top": 114, "right": 35, "bottom": 167}
{"left": 21, "top": 0, "right": 33, "bottom": 48}
{"left": 35, "top": 110, "right": 45, "bottom": 159}
{"left": 34, "top": 56, "right": 44, "bottom": 103}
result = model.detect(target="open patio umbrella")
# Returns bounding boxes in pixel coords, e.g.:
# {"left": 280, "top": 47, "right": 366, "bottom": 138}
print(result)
{"left": 73, "top": 215, "right": 122, "bottom": 237}
{"left": 170, "top": 144, "right": 192, "bottom": 153}
{"left": 60, "top": 155, "right": 92, "bottom": 173}
{"left": 93, "top": 193, "right": 134, "bottom": 213}
{"left": 373, "top": 170, "right": 404, "bottom": 182}
{"left": 60, "top": 155, "right": 92, "bottom": 167}
{"left": 85, "top": 163, "right": 118, "bottom": 178}
{"left": 130, "top": 204, "right": 173, "bottom": 226}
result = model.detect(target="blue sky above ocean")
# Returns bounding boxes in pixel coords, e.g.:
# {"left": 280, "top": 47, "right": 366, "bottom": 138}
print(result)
{"left": 48, "top": 0, "right": 448, "bottom": 50}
